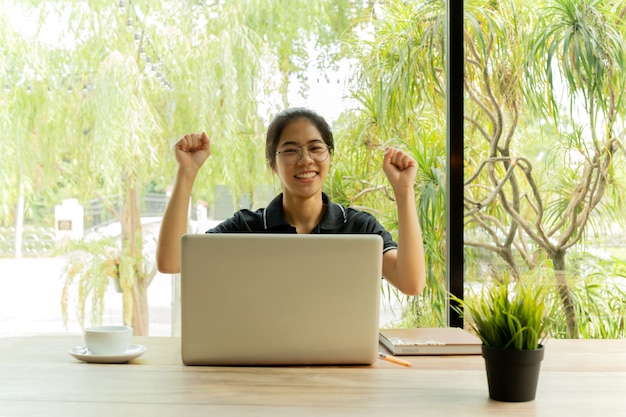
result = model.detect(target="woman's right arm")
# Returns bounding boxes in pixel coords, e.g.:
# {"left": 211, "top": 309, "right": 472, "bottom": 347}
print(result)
{"left": 156, "top": 132, "right": 211, "bottom": 274}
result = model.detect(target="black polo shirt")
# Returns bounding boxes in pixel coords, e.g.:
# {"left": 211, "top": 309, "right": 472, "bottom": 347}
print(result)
{"left": 206, "top": 192, "right": 397, "bottom": 253}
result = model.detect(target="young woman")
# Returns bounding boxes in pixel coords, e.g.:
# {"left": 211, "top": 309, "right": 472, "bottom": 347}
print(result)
{"left": 156, "top": 108, "right": 425, "bottom": 296}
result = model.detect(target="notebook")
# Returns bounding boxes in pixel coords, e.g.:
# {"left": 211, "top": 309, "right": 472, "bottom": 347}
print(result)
{"left": 379, "top": 327, "right": 482, "bottom": 355}
{"left": 180, "top": 233, "right": 383, "bottom": 366}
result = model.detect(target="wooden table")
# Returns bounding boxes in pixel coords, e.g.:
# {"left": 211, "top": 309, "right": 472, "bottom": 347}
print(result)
{"left": 1, "top": 336, "right": 624, "bottom": 416}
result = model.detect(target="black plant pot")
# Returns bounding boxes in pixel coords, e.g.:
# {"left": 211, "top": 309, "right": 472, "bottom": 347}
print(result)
{"left": 481, "top": 344, "right": 544, "bottom": 402}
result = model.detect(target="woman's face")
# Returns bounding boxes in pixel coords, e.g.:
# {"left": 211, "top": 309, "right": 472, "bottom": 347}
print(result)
{"left": 273, "top": 118, "right": 330, "bottom": 200}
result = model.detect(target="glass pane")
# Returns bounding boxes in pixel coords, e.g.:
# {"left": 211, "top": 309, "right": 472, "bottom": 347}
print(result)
{"left": 462, "top": 1, "right": 626, "bottom": 339}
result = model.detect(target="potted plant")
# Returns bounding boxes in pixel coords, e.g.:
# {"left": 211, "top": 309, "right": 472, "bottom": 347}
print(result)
{"left": 452, "top": 279, "right": 551, "bottom": 402}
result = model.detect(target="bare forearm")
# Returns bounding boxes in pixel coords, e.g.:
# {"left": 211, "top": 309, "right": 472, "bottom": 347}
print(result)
{"left": 385, "top": 188, "right": 426, "bottom": 295}
{"left": 156, "top": 168, "right": 197, "bottom": 273}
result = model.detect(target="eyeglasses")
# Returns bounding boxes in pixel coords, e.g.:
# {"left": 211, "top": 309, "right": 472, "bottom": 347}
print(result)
{"left": 275, "top": 143, "right": 330, "bottom": 165}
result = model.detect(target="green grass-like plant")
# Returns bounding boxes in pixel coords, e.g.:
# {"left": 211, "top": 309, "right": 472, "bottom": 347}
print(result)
{"left": 452, "top": 281, "right": 550, "bottom": 350}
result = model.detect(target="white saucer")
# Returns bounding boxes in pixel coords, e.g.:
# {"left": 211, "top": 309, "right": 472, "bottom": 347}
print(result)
{"left": 69, "top": 344, "right": 147, "bottom": 364}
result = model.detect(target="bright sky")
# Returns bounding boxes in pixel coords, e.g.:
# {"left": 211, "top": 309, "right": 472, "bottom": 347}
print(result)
{"left": 287, "top": 58, "right": 355, "bottom": 124}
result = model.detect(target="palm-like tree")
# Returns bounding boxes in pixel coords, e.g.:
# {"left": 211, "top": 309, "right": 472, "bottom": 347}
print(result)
{"left": 333, "top": 0, "right": 449, "bottom": 326}
{"left": 463, "top": 0, "right": 626, "bottom": 337}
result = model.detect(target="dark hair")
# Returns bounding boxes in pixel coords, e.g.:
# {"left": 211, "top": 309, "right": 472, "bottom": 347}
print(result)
{"left": 265, "top": 107, "right": 334, "bottom": 169}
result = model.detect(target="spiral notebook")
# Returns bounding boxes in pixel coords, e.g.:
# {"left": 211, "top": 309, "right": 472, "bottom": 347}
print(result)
{"left": 180, "top": 233, "right": 383, "bottom": 366}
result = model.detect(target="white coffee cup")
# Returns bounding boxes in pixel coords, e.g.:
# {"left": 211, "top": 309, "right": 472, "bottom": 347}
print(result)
{"left": 84, "top": 325, "right": 133, "bottom": 355}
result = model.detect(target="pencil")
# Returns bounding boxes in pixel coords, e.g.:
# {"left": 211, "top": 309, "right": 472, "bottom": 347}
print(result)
{"left": 378, "top": 352, "right": 413, "bottom": 367}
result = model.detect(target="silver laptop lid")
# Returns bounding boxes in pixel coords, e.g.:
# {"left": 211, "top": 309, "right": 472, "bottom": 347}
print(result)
{"left": 180, "top": 233, "right": 382, "bottom": 366}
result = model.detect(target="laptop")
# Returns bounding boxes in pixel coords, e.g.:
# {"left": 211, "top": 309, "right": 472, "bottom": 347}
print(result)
{"left": 180, "top": 233, "right": 383, "bottom": 366}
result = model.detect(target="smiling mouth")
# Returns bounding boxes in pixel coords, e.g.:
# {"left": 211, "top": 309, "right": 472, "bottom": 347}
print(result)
{"left": 295, "top": 172, "right": 317, "bottom": 179}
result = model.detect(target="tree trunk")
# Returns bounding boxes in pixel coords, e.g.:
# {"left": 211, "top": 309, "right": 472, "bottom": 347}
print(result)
{"left": 552, "top": 253, "right": 577, "bottom": 338}
{"left": 120, "top": 179, "right": 151, "bottom": 335}
{"left": 131, "top": 282, "right": 150, "bottom": 336}
{"left": 14, "top": 191, "right": 25, "bottom": 258}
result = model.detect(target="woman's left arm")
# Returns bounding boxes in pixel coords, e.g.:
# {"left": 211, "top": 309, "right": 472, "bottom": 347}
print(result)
{"left": 381, "top": 147, "right": 426, "bottom": 296}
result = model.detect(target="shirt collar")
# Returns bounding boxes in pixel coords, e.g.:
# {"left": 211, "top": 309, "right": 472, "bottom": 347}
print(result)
{"left": 263, "top": 193, "right": 347, "bottom": 231}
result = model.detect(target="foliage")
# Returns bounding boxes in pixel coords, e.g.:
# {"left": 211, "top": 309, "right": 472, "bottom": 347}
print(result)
{"left": 547, "top": 251, "right": 626, "bottom": 338}
{"left": 59, "top": 231, "right": 159, "bottom": 329}
{"left": 331, "top": 0, "right": 448, "bottom": 327}
{"left": 4, "top": 0, "right": 626, "bottom": 338}
{"left": 465, "top": 246, "right": 626, "bottom": 340}
{"left": 382, "top": 276, "right": 447, "bottom": 328}
{"left": 0, "top": 0, "right": 369, "bottom": 221}
{"left": 1, "top": 0, "right": 370, "bottom": 334}
{"left": 462, "top": 0, "right": 626, "bottom": 337}
{"left": 452, "top": 279, "right": 552, "bottom": 350}
{"left": 60, "top": 237, "right": 121, "bottom": 328}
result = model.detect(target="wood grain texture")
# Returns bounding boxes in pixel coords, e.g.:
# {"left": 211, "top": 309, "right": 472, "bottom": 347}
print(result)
{"left": 0, "top": 336, "right": 624, "bottom": 417}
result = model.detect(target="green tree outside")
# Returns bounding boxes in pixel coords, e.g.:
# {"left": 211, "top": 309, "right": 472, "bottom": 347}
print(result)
{"left": 2, "top": 0, "right": 626, "bottom": 338}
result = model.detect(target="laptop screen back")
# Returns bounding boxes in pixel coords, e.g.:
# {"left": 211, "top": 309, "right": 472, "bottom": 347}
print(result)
{"left": 180, "top": 233, "right": 382, "bottom": 366}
